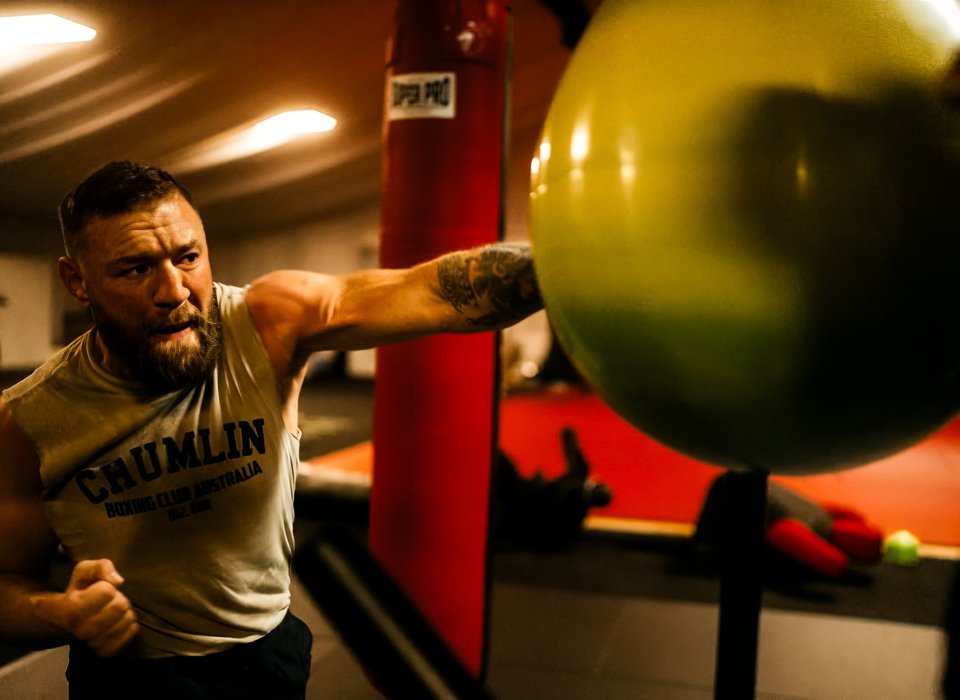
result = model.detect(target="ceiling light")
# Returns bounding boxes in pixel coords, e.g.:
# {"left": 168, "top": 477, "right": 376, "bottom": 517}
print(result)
{"left": 164, "top": 109, "right": 339, "bottom": 172}
{"left": 251, "top": 110, "right": 337, "bottom": 147}
{"left": 0, "top": 14, "right": 96, "bottom": 46}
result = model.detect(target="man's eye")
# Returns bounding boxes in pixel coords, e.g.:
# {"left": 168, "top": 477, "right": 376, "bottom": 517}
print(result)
{"left": 122, "top": 264, "right": 150, "bottom": 277}
{"left": 181, "top": 253, "right": 200, "bottom": 265}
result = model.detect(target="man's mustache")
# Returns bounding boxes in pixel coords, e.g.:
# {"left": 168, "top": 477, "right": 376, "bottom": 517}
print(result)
{"left": 144, "top": 305, "right": 205, "bottom": 334}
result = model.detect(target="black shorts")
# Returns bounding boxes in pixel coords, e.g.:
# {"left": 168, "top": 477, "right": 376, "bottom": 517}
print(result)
{"left": 67, "top": 611, "right": 313, "bottom": 700}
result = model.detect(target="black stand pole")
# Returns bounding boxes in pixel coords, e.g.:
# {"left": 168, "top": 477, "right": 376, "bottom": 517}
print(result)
{"left": 714, "top": 468, "right": 769, "bottom": 700}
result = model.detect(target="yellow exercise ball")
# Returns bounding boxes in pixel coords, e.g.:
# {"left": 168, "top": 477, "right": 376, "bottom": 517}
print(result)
{"left": 530, "top": 0, "right": 960, "bottom": 474}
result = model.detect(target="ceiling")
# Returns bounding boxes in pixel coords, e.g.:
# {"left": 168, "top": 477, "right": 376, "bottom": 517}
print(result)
{"left": 0, "top": 0, "right": 599, "bottom": 255}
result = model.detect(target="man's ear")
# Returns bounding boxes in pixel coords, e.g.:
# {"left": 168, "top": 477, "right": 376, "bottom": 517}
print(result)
{"left": 58, "top": 256, "right": 89, "bottom": 306}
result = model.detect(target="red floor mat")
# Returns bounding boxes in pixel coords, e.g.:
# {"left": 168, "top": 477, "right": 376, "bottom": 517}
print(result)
{"left": 304, "top": 386, "right": 960, "bottom": 546}
{"left": 499, "top": 387, "right": 960, "bottom": 547}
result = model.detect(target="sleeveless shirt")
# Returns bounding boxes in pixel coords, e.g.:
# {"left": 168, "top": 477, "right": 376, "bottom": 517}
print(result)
{"left": 1, "top": 283, "right": 301, "bottom": 658}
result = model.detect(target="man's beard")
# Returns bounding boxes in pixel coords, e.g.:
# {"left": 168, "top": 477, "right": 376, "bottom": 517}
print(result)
{"left": 93, "top": 293, "right": 223, "bottom": 394}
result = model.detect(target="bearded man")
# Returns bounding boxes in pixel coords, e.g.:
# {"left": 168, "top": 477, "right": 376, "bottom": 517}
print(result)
{"left": 0, "top": 161, "right": 542, "bottom": 699}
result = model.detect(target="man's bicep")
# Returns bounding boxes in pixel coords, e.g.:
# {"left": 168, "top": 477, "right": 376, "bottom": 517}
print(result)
{"left": 246, "top": 270, "right": 347, "bottom": 362}
{"left": 0, "top": 401, "right": 56, "bottom": 578}
{"left": 299, "top": 267, "right": 445, "bottom": 349}
{"left": 0, "top": 500, "right": 56, "bottom": 578}
{"left": 245, "top": 269, "right": 414, "bottom": 361}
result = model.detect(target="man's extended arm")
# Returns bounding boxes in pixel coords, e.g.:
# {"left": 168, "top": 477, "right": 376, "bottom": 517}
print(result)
{"left": 246, "top": 241, "right": 543, "bottom": 364}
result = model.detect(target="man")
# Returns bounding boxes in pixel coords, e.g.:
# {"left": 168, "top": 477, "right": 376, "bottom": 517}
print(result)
{"left": 0, "top": 161, "right": 543, "bottom": 698}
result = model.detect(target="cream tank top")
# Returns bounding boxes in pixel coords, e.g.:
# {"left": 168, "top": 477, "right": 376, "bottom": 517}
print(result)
{"left": 2, "top": 283, "right": 301, "bottom": 657}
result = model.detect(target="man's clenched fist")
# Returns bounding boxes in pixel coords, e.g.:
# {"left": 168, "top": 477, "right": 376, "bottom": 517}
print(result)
{"left": 61, "top": 559, "right": 139, "bottom": 656}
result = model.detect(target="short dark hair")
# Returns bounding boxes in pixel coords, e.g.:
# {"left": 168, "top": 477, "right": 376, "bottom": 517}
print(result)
{"left": 58, "top": 161, "right": 197, "bottom": 257}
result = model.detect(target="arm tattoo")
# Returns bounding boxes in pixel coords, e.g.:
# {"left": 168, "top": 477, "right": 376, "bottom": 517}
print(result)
{"left": 437, "top": 243, "right": 543, "bottom": 327}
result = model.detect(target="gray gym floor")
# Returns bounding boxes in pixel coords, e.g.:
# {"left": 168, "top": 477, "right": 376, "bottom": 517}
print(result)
{"left": 1, "top": 574, "right": 946, "bottom": 699}
{"left": 297, "top": 574, "right": 947, "bottom": 699}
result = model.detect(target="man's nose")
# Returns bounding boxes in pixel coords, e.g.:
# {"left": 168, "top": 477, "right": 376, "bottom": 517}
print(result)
{"left": 153, "top": 262, "right": 190, "bottom": 308}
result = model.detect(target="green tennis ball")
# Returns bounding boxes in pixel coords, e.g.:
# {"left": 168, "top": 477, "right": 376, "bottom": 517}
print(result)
{"left": 883, "top": 529, "right": 921, "bottom": 566}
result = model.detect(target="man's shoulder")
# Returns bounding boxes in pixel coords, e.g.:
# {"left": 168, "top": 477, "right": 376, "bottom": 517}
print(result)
{"left": 1, "top": 335, "right": 89, "bottom": 405}
{"left": 214, "top": 281, "right": 247, "bottom": 307}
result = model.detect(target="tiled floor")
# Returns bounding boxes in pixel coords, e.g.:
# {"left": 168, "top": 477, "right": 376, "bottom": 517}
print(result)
{"left": 0, "top": 573, "right": 947, "bottom": 699}
{"left": 297, "top": 576, "right": 947, "bottom": 700}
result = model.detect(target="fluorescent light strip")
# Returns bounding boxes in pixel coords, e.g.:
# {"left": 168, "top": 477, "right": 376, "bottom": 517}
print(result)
{"left": 164, "top": 109, "right": 340, "bottom": 172}
{"left": 253, "top": 110, "right": 337, "bottom": 138}
{"left": 0, "top": 14, "right": 96, "bottom": 46}
{"left": 246, "top": 109, "right": 338, "bottom": 151}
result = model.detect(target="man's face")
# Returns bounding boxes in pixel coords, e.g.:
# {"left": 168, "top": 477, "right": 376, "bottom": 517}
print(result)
{"left": 65, "top": 193, "right": 221, "bottom": 392}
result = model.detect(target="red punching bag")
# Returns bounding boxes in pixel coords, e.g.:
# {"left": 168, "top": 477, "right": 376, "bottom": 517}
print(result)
{"left": 370, "top": 0, "right": 509, "bottom": 678}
